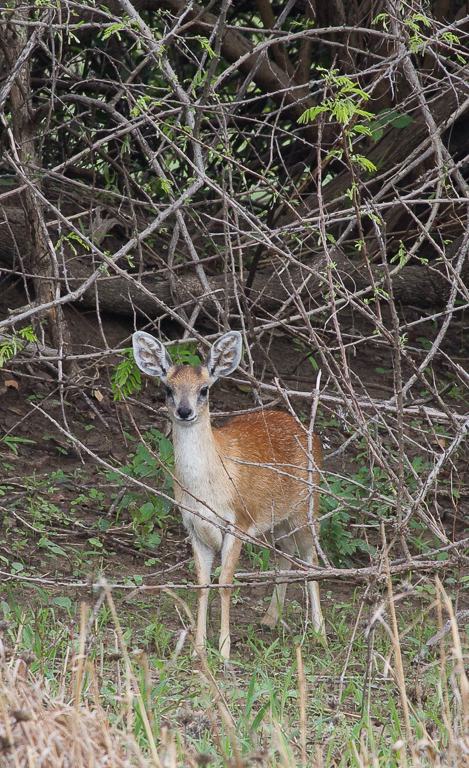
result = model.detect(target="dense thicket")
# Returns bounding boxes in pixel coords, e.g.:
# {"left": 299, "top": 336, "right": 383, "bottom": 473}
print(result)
{"left": 0, "top": 0, "right": 468, "bottom": 571}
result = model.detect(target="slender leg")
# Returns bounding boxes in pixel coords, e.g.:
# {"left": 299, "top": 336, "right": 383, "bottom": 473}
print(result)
{"left": 218, "top": 532, "right": 243, "bottom": 659}
{"left": 192, "top": 537, "right": 215, "bottom": 654}
{"left": 261, "top": 532, "right": 296, "bottom": 629}
{"left": 297, "top": 530, "right": 325, "bottom": 637}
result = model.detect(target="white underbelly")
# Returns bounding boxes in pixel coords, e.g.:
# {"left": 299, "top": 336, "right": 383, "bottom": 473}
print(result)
{"left": 178, "top": 491, "right": 234, "bottom": 552}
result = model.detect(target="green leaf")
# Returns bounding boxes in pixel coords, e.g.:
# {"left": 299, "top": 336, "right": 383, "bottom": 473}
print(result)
{"left": 298, "top": 106, "right": 327, "bottom": 124}
{"left": 111, "top": 349, "right": 142, "bottom": 400}
{"left": 87, "top": 538, "right": 103, "bottom": 548}
{"left": 54, "top": 597, "right": 72, "bottom": 609}
{"left": 416, "top": 337, "right": 433, "bottom": 350}
{"left": 391, "top": 115, "right": 413, "bottom": 129}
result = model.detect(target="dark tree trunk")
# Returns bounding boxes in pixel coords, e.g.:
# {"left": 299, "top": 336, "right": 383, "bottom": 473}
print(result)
{"left": 1, "top": 3, "right": 75, "bottom": 369}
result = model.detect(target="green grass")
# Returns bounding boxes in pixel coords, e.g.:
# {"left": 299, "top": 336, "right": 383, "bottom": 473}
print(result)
{"left": 0, "top": 576, "right": 467, "bottom": 767}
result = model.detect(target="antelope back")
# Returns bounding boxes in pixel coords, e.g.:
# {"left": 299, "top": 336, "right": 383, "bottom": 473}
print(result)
{"left": 213, "top": 410, "right": 321, "bottom": 535}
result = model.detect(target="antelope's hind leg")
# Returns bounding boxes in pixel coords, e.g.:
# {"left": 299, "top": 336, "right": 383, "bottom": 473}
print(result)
{"left": 297, "top": 529, "right": 325, "bottom": 637}
{"left": 261, "top": 528, "right": 296, "bottom": 629}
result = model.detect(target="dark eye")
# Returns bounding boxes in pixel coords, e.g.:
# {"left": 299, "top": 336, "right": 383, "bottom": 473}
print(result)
{"left": 165, "top": 385, "right": 173, "bottom": 398}
{"left": 200, "top": 386, "right": 209, "bottom": 397}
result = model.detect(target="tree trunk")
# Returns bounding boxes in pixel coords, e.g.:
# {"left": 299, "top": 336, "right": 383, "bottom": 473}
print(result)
{"left": 1, "top": 3, "right": 75, "bottom": 369}
{"left": 0, "top": 209, "right": 465, "bottom": 319}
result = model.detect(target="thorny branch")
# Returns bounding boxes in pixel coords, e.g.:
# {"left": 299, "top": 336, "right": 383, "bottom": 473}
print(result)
{"left": 0, "top": 0, "right": 468, "bottom": 592}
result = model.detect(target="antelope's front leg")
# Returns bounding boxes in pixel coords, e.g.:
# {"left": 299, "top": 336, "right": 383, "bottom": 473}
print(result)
{"left": 192, "top": 538, "right": 215, "bottom": 654}
{"left": 219, "top": 533, "right": 243, "bottom": 660}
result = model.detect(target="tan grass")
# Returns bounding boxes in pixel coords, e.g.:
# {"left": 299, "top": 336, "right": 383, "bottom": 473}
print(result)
{"left": 0, "top": 579, "right": 468, "bottom": 768}
{"left": 0, "top": 660, "right": 131, "bottom": 768}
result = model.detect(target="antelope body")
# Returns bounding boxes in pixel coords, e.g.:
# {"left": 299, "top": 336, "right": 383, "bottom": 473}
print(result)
{"left": 133, "top": 330, "right": 324, "bottom": 659}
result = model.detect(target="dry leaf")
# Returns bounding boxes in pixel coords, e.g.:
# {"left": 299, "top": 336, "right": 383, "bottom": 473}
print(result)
{"left": 4, "top": 380, "right": 19, "bottom": 390}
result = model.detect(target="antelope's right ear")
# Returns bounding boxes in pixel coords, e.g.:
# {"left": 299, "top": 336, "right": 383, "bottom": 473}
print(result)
{"left": 132, "top": 332, "right": 173, "bottom": 380}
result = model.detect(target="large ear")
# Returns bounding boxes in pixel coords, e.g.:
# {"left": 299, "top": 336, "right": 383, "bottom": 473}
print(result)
{"left": 205, "top": 331, "right": 243, "bottom": 383}
{"left": 132, "top": 332, "right": 173, "bottom": 380}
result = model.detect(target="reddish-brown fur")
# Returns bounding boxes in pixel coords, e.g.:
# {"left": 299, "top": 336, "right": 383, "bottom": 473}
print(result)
{"left": 214, "top": 411, "right": 322, "bottom": 534}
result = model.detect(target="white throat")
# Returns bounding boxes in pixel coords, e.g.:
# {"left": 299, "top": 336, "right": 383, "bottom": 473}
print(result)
{"left": 171, "top": 413, "right": 220, "bottom": 487}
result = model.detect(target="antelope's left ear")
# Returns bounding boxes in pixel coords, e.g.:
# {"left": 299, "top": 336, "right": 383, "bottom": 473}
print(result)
{"left": 205, "top": 331, "right": 243, "bottom": 383}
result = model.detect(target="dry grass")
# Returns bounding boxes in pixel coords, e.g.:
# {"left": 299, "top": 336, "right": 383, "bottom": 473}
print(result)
{"left": 0, "top": 577, "right": 468, "bottom": 768}
{"left": 0, "top": 661, "right": 131, "bottom": 768}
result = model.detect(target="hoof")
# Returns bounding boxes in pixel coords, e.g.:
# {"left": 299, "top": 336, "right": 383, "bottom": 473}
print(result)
{"left": 260, "top": 623, "right": 274, "bottom": 632}
{"left": 260, "top": 612, "right": 278, "bottom": 630}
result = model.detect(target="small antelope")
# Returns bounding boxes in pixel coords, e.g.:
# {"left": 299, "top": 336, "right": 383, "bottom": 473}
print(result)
{"left": 133, "top": 330, "right": 324, "bottom": 659}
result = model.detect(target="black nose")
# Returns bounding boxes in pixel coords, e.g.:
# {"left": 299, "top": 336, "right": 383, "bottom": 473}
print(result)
{"left": 177, "top": 406, "right": 192, "bottom": 420}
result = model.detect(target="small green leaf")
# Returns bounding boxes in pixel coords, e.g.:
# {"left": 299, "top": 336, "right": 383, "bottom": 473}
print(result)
{"left": 54, "top": 597, "right": 72, "bottom": 609}
{"left": 391, "top": 115, "right": 413, "bottom": 129}
{"left": 87, "top": 538, "right": 103, "bottom": 548}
